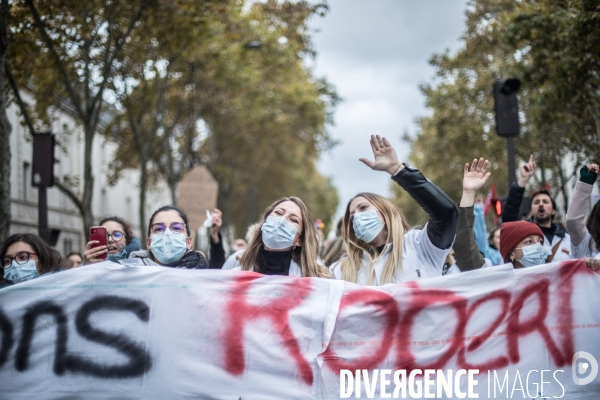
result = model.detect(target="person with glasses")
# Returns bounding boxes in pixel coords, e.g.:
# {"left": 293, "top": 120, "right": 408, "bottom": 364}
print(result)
{"left": 330, "top": 135, "right": 458, "bottom": 285}
{"left": 1, "top": 233, "right": 62, "bottom": 288}
{"left": 83, "top": 216, "right": 141, "bottom": 264}
{"left": 128, "top": 205, "right": 210, "bottom": 269}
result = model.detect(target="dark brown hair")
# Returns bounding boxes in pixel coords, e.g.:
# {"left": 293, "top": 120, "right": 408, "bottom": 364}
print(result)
{"left": 147, "top": 206, "right": 191, "bottom": 236}
{"left": 1, "top": 233, "right": 62, "bottom": 275}
{"left": 99, "top": 216, "right": 134, "bottom": 245}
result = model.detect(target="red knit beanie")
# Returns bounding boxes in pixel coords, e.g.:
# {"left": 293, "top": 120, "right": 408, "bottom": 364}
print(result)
{"left": 500, "top": 221, "right": 544, "bottom": 262}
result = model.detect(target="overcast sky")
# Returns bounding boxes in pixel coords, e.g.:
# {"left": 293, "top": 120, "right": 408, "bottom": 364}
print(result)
{"left": 309, "top": 0, "right": 468, "bottom": 216}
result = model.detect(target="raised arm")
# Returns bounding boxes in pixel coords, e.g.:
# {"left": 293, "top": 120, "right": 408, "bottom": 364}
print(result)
{"left": 454, "top": 158, "right": 490, "bottom": 271}
{"left": 566, "top": 164, "right": 598, "bottom": 247}
{"left": 208, "top": 208, "right": 226, "bottom": 269}
{"left": 503, "top": 155, "right": 536, "bottom": 222}
{"left": 360, "top": 135, "right": 457, "bottom": 249}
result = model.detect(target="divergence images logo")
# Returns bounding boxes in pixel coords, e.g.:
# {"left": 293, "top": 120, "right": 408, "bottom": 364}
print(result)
{"left": 572, "top": 351, "right": 598, "bottom": 385}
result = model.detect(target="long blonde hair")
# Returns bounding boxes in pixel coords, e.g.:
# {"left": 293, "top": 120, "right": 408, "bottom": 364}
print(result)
{"left": 240, "top": 197, "right": 330, "bottom": 278}
{"left": 339, "top": 193, "right": 410, "bottom": 285}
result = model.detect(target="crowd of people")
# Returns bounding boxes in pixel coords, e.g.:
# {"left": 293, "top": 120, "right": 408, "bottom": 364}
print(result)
{"left": 2, "top": 135, "right": 600, "bottom": 288}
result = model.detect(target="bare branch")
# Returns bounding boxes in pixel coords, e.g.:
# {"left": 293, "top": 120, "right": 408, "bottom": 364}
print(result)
{"left": 24, "top": 0, "right": 86, "bottom": 122}
{"left": 5, "top": 64, "right": 36, "bottom": 137}
{"left": 54, "top": 180, "right": 85, "bottom": 217}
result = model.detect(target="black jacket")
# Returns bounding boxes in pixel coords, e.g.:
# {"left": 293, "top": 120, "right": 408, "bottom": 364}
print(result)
{"left": 392, "top": 165, "right": 458, "bottom": 250}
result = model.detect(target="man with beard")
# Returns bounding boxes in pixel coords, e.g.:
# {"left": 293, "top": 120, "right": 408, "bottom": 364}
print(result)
{"left": 502, "top": 155, "right": 572, "bottom": 262}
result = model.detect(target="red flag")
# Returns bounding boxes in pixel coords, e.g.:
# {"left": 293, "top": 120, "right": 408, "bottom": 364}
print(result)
{"left": 483, "top": 184, "right": 496, "bottom": 216}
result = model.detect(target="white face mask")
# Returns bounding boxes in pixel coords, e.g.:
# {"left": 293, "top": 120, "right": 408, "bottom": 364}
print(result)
{"left": 352, "top": 210, "right": 385, "bottom": 243}
{"left": 151, "top": 229, "right": 188, "bottom": 264}
{"left": 261, "top": 216, "right": 298, "bottom": 250}
{"left": 4, "top": 260, "right": 39, "bottom": 284}
{"left": 515, "top": 243, "right": 547, "bottom": 267}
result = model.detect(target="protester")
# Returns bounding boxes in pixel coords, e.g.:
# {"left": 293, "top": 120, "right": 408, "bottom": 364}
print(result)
{"left": 442, "top": 249, "right": 461, "bottom": 275}
{"left": 67, "top": 252, "right": 83, "bottom": 267}
{"left": 1, "top": 233, "right": 62, "bottom": 287}
{"left": 233, "top": 197, "right": 329, "bottom": 277}
{"left": 83, "top": 216, "right": 141, "bottom": 264}
{"left": 231, "top": 239, "right": 247, "bottom": 252}
{"left": 453, "top": 157, "right": 493, "bottom": 271}
{"left": 499, "top": 221, "right": 547, "bottom": 268}
{"left": 205, "top": 208, "right": 226, "bottom": 269}
{"left": 330, "top": 135, "right": 458, "bottom": 285}
{"left": 128, "top": 206, "right": 210, "bottom": 268}
{"left": 321, "top": 219, "right": 345, "bottom": 267}
{"left": 222, "top": 222, "right": 260, "bottom": 270}
{"left": 60, "top": 257, "right": 75, "bottom": 270}
{"left": 566, "top": 164, "right": 600, "bottom": 259}
{"left": 502, "top": 155, "right": 571, "bottom": 261}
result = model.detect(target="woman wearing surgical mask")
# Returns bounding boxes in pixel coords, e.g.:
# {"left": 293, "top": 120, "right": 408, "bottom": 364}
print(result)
{"left": 499, "top": 221, "right": 548, "bottom": 268}
{"left": 330, "top": 135, "right": 458, "bottom": 285}
{"left": 129, "top": 206, "right": 209, "bottom": 269}
{"left": 235, "top": 197, "right": 330, "bottom": 277}
{"left": 1, "top": 233, "right": 62, "bottom": 288}
{"left": 83, "top": 216, "right": 141, "bottom": 264}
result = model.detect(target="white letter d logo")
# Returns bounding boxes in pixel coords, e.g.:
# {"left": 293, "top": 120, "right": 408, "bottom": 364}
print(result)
{"left": 572, "top": 351, "right": 598, "bottom": 385}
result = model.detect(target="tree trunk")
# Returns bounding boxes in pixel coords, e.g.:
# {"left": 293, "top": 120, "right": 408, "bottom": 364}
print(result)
{"left": 139, "top": 160, "right": 148, "bottom": 245}
{"left": 0, "top": 0, "right": 12, "bottom": 244}
{"left": 81, "top": 122, "right": 95, "bottom": 239}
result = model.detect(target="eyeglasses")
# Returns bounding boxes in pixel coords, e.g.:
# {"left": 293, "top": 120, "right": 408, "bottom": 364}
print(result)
{"left": 107, "top": 231, "right": 125, "bottom": 241}
{"left": 2, "top": 251, "right": 38, "bottom": 268}
{"left": 150, "top": 222, "right": 186, "bottom": 235}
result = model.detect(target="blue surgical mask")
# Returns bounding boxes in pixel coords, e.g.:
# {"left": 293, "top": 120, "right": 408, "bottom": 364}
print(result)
{"left": 353, "top": 210, "right": 385, "bottom": 243}
{"left": 151, "top": 229, "right": 188, "bottom": 265}
{"left": 516, "top": 243, "right": 547, "bottom": 267}
{"left": 261, "top": 216, "right": 298, "bottom": 250}
{"left": 4, "top": 260, "right": 39, "bottom": 284}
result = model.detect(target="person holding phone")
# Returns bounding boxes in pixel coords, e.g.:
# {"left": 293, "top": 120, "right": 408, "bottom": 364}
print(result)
{"left": 129, "top": 205, "right": 210, "bottom": 269}
{"left": 1, "top": 233, "right": 62, "bottom": 288}
{"left": 83, "top": 216, "right": 141, "bottom": 265}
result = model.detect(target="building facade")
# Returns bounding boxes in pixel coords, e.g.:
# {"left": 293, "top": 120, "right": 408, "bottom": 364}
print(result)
{"left": 7, "top": 92, "right": 172, "bottom": 256}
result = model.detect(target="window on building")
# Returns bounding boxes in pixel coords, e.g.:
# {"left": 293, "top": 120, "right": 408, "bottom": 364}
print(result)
{"left": 63, "top": 238, "right": 73, "bottom": 256}
{"left": 23, "top": 162, "right": 30, "bottom": 201}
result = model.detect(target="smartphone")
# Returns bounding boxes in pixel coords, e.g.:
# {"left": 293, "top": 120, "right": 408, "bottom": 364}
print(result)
{"left": 89, "top": 226, "right": 108, "bottom": 260}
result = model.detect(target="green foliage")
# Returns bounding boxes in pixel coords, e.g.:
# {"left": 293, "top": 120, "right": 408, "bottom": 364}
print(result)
{"left": 393, "top": 0, "right": 600, "bottom": 223}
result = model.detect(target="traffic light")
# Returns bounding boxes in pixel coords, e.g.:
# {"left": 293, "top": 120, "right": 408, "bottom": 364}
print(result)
{"left": 493, "top": 79, "right": 521, "bottom": 136}
{"left": 31, "top": 133, "right": 56, "bottom": 187}
{"left": 491, "top": 198, "right": 502, "bottom": 216}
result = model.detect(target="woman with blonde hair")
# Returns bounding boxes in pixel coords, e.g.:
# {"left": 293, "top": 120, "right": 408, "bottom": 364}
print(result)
{"left": 330, "top": 135, "right": 458, "bottom": 285}
{"left": 233, "top": 196, "right": 329, "bottom": 277}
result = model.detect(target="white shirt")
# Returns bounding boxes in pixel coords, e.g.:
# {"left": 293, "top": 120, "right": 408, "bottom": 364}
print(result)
{"left": 571, "top": 232, "right": 600, "bottom": 259}
{"left": 329, "top": 223, "right": 452, "bottom": 285}
{"left": 542, "top": 232, "right": 572, "bottom": 262}
{"left": 222, "top": 250, "right": 244, "bottom": 270}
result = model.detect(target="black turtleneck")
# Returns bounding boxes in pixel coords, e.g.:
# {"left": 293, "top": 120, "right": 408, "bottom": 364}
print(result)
{"left": 259, "top": 249, "right": 293, "bottom": 276}
{"left": 540, "top": 225, "right": 555, "bottom": 244}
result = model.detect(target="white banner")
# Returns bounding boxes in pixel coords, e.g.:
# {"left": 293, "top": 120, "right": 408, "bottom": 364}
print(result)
{"left": 0, "top": 260, "right": 598, "bottom": 399}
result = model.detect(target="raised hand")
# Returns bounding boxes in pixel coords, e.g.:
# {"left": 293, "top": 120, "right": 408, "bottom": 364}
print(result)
{"left": 587, "top": 163, "right": 599, "bottom": 174}
{"left": 210, "top": 208, "right": 223, "bottom": 243}
{"left": 460, "top": 157, "right": 491, "bottom": 207}
{"left": 463, "top": 158, "right": 491, "bottom": 192}
{"left": 359, "top": 135, "right": 403, "bottom": 176}
{"left": 517, "top": 155, "right": 536, "bottom": 187}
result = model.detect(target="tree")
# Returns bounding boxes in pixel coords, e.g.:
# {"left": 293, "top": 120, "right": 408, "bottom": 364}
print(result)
{"left": 7, "top": 0, "right": 154, "bottom": 237}
{"left": 394, "top": 0, "right": 599, "bottom": 223}
{"left": 0, "top": 0, "right": 11, "bottom": 244}
{"left": 192, "top": 0, "right": 340, "bottom": 235}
